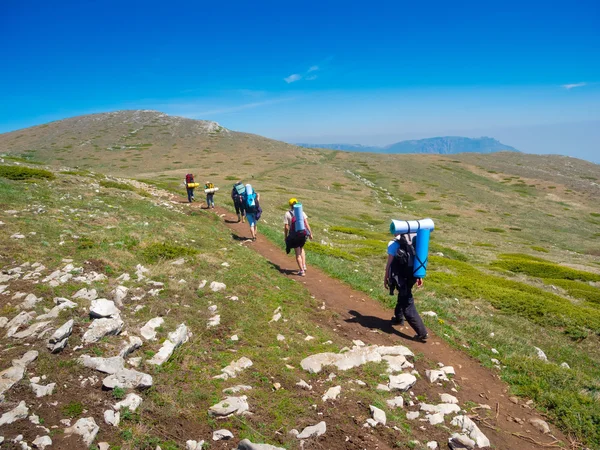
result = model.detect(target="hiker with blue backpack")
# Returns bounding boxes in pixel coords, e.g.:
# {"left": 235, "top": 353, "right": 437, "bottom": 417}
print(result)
{"left": 243, "top": 184, "right": 261, "bottom": 241}
{"left": 231, "top": 181, "right": 246, "bottom": 223}
{"left": 284, "top": 198, "right": 313, "bottom": 276}
{"left": 384, "top": 232, "right": 428, "bottom": 341}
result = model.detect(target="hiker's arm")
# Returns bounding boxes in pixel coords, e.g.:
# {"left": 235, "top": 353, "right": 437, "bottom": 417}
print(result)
{"left": 284, "top": 223, "right": 289, "bottom": 239}
{"left": 384, "top": 254, "right": 394, "bottom": 289}
{"left": 304, "top": 218, "right": 313, "bottom": 239}
{"left": 416, "top": 278, "right": 423, "bottom": 288}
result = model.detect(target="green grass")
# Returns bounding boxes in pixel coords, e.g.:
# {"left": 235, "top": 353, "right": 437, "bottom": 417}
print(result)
{"left": 484, "top": 227, "right": 505, "bottom": 233}
{"left": 140, "top": 242, "right": 199, "bottom": 263}
{"left": 492, "top": 254, "right": 600, "bottom": 282}
{"left": 545, "top": 279, "right": 600, "bottom": 305}
{"left": 62, "top": 402, "right": 84, "bottom": 418}
{"left": 99, "top": 179, "right": 136, "bottom": 191}
{"left": 0, "top": 164, "right": 55, "bottom": 180}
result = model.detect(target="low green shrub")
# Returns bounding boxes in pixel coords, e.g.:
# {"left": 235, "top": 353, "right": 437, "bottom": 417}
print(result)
{"left": 100, "top": 180, "right": 136, "bottom": 191}
{"left": 531, "top": 246, "right": 549, "bottom": 253}
{"left": 141, "top": 242, "right": 198, "bottom": 263}
{"left": 330, "top": 226, "right": 387, "bottom": 240}
{"left": 429, "top": 243, "right": 468, "bottom": 261}
{"left": 545, "top": 279, "right": 600, "bottom": 305}
{"left": 474, "top": 242, "right": 496, "bottom": 248}
{"left": 0, "top": 165, "right": 55, "bottom": 180}
{"left": 484, "top": 227, "right": 505, "bottom": 233}
{"left": 492, "top": 254, "right": 600, "bottom": 282}
{"left": 304, "top": 242, "right": 357, "bottom": 261}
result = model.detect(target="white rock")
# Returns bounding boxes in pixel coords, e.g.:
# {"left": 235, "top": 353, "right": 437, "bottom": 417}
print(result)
{"left": 82, "top": 317, "right": 123, "bottom": 344}
{"left": 140, "top": 317, "right": 164, "bottom": 340}
{"left": 112, "top": 286, "right": 129, "bottom": 306}
{"left": 534, "top": 347, "right": 548, "bottom": 362}
{"left": 441, "top": 366, "right": 455, "bottom": 376}
{"left": 208, "top": 396, "right": 249, "bottom": 417}
{"left": 387, "top": 396, "right": 404, "bottom": 408}
{"left": 389, "top": 373, "right": 417, "bottom": 391}
{"left": 491, "top": 348, "right": 499, "bottom": 354}
{"left": 426, "top": 441, "right": 438, "bottom": 450}
{"left": 420, "top": 403, "right": 461, "bottom": 416}
{"left": 383, "top": 354, "right": 413, "bottom": 372}
{"left": 5, "top": 311, "right": 35, "bottom": 337}
{"left": 98, "top": 443, "right": 109, "bottom": 450}
{"left": 90, "top": 299, "right": 120, "bottom": 318}
{"left": 451, "top": 415, "right": 490, "bottom": 448}
{"left": 64, "top": 417, "right": 99, "bottom": 447}
{"left": 102, "top": 369, "right": 153, "bottom": 390}
{"left": 79, "top": 355, "right": 125, "bottom": 374}
{"left": 148, "top": 324, "right": 190, "bottom": 365}
{"left": 119, "top": 336, "right": 143, "bottom": 357}
{"left": 0, "top": 401, "right": 29, "bottom": 426}
{"left": 209, "top": 281, "right": 226, "bottom": 292}
{"left": 0, "top": 317, "right": 7, "bottom": 328}
{"left": 448, "top": 433, "right": 475, "bottom": 449}
{"left": 230, "top": 334, "right": 239, "bottom": 341}
{"left": 37, "top": 300, "right": 77, "bottom": 320}
{"left": 560, "top": 362, "right": 570, "bottom": 369}
{"left": 425, "top": 369, "right": 449, "bottom": 383}
{"left": 322, "top": 385, "right": 341, "bottom": 401}
{"left": 114, "top": 393, "right": 143, "bottom": 411}
{"left": 376, "top": 383, "right": 391, "bottom": 391}
{"left": 223, "top": 385, "right": 252, "bottom": 394}
{"left": 422, "top": 311, "right": 438, "bottom": 317}
{"left": 73, "top": 288, "right": 98, "bottom": 301}
{"left": 30, "top": 382, "right": 56, "bottom": 397}
{"left": 104, "top": 409, "right": 120, "bottom": 426}
{"left": 198, "top": 280, "right": 207, "bottom": 289}
{"left": 186, "top": 440, "right": 205, "bottom": 450}
{"left": 297, "top": 421, "right": 326, "bottom": 439}
{"left": 20, "top": 293, "right": 42, "bottom": 309}
{"left": 32, "top": 435, "right": 52, "bottom": 449}
{"left": 406, "top": 411, "right": 420, "bottom": 420}
{"left": 48, "top": 319, "right": 74, "bottom": 344}
{"left": 116, "top": 273, "right": 131, "bottom": 282}
{"left": 529, "top": 418, "right": 551, "bottom": 434}
{"left": 207, "top": 315, "right": 221, "bottom": 327}
{"left": 370, "top": 405, "right": 386, "bottom": 425}
{"left": 171, "top": 258, "right": 185, "bottom": 266}
{"left": 427, "top": 412, "right": 445, "bottom": 425}
{"left": 216, "top": 357, "right": 253, "bottom": 380}
{"left": 237, "top": 439, "right": 286, "bottom": 450}
{"left": 128, "top": 357, "right": 142, "bottom": 367}
{"left": 213, "top": 429, "right": 234, "bottom": 440}
{"left": 296, "top": 379, "right": 312, "bottom": 390}
{"left": 12, "top": 321, "right": 51, "bottom": 339}
{"left": 440, "top": 393, "right": 459, "bottom": 404}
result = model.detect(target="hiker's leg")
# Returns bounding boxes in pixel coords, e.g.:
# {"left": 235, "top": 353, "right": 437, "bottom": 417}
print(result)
{"left": 187, "top": 188, "right": 192, "bottom": 202}
{"left": 300, "top": 247, "right": 307, "bottom": 270}
{"left": 402, "top": 296, "right": 427, "bottom": 337}
{"left": 294, "top": 247, "right": 303, "bottom": 271}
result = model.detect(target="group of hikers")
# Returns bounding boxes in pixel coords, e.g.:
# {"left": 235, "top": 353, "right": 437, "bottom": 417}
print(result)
{"left": 184, "top": 174, "right": 428, "bottom": 342}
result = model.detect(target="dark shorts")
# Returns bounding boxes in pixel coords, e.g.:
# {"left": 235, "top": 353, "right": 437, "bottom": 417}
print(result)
{"left": 285, "top": 234, "right": 307, "bottom": 254}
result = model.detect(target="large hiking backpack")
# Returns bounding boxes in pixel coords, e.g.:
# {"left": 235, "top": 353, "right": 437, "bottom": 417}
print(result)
{"left": 185, "top": 174, "right": 194, "bottom": 184}
{"left": 234, "top": 182, "right": 245, "bottom": 196}
{"left": 206, "top": 182, "right": 214, "bottom": 189}
{"left": 245, "top": 192, "right": 256, "bottom": 213}
{"left": 392, "top": 234, "right": 416, "bottom": 279}
{"left": 289, "top": 213, "right": 307, "bottom": 238}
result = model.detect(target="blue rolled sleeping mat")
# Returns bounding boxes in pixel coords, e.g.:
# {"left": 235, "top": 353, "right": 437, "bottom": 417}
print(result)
{"left": 390, "top": 218, "right": 435, "bottom": 278}
{"left": 293, "top": 203, "right": 306, "bottom": 232}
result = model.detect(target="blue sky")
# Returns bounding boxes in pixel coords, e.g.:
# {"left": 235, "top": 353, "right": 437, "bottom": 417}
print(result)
{"left": 1, "top": 0, "right": 599, "bottom": 162}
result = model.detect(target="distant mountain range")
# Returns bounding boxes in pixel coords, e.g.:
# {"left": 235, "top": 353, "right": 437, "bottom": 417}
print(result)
{"left": 296, "top": 136, "right": 519, "bottom": 155}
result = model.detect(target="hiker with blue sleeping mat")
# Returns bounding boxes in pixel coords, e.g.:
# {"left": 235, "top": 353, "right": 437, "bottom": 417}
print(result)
{"left": 384, "top": 231, "right": 428, "bottom": 342}
{"left": 231, "top": 181, "right": 246, "bottom": 222}
{"left": 284, "top": 198, "right": 313, "bottom": 277}
{"left": 243, "top": 184, "right": 261, "bottom": 241}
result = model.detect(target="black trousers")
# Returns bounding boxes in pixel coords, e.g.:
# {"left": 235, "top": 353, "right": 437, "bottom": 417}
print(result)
{"left": 233, "top": 199, "right": 245, "bottom": 216}
{"left": 395, "top": 294, "right": 427, "bottom": 337}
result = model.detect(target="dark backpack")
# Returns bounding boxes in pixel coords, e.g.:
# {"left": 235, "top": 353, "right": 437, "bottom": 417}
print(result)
{"left": 388, "top": 234, "right": 416, "bottom": 295}
{"left": 185, "top": 174, "right": 194, "bottom": 184}
{"left": 289, "top": 213, "right": 307, "bottom": 238}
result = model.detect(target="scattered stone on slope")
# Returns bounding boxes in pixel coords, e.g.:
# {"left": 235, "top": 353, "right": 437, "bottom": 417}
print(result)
{"left": 30, "top": 382, "right": 56, "bottom": 398}
{"left": 147, "top": 324, "right": 190, "bottom": 365}
{"left": 322, "top": 386, "right": 341, "bottom": 401}
{"left": 214, "top": 357, "right": 253, "bottom": 380}
{"left": 64, "top": 417, "right": 99, "bottom": 447}
{"left": 5, "top": 311, "right": 36, "bottom": 337}
{"left": 237, "top": 439, "right": 286, "bottom": 450}
{"left": 448, "top": 433, "right": 475, "bottom": 449}
{"left": 12, "top": 321, "right": 51, "bottom": 339}
{"left": 450, "top": 415, "right": 490, "bottom": 448}
{"left": 297, "top": 421, "right": 326, "bottom": 439}
{"left": 370, "top": 405, "right": 386, "bottom": 425}
{"left": 112, "top": 286, "right": 129, "bottom": 306}
{"left": 32, "top": 435, "right": 52, "bottom": 449}
{"left": 19, "top": 294, "right": 43, "bottom": 310}
{"left": 270, "top": 307, "right": 282, "bottom": 323}
{"left": 213, "top": 429, "right": 234, "bottom": 441}
{"left": 140, "top": 317, "right": 164, "bottom": 340}
{"left": 79, "top": 355, "right": 125, "bottom": 374}
{"left": 90, "top": 299, "right": 120, "bottom": 318}
{"left": 529, "top": 418, "right": 551, "bottom": 434}
{"left": 300, "top": 344, "right": 413, "bottom": 374}
{"left": 37, "top": 299, "right": 77, "bottom": 320}
{"left": 534, "top": 347, "right": 548, "bottom": 362}
{"left": 389, "top": 373, "right": 417, "bottom": 391}
{"left": 296, "top": 379, "right": 313, "bottom": 390}
{"left": 104, "top": 410, "right": 120, "bottom": 427}
{"left": 0, "top": 401, "right": 29, "bottom": 426}
{"left": 440, "top": 393, "right": 459, "bottom": 404}
{"left": 71, "top": 288, "right": 98, "bottom": 301}
{"left": 207, "top": 314, "right": 221, "bottom": 328}
{"left": 119, "top": 336, "right": 143, "bottom": 357}
{"left": 114, "top": 393, "right": 143, "bottom": 411}
{"left": 425, "top": 369, "right": 449, "bottom": 383}
{"left": 223, "top": 385, "right": 252, "bottom": 394}
{"left": 420, "top": 403, "right": 461, "bottom": 416}
{"left": 387, "top": 396, "right": 404, "bottom": 408}
{"left": 0, "top": 351, "right": 38, "bottom": 397}
{"left": 208, "top": 396, "right": 249, "bottom": 417}
{"left": 102, "top": 368, "right": 153, "bottom": 390}
{"left": 209, "top": 281, "right": 226, "bottom": 292}
{"left": 82, "top": 317, "right": 124, "bottom": 344}
{"left": 383, "top": 354, "right": 414, "bottom": 372}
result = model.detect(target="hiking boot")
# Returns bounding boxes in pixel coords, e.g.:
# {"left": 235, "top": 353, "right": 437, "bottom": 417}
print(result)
{"left": 391, "top": 316, "right": 405, "bottom": 326}
{"left": 298, "top": 270, "right": 306, "bottom": 277}
{"left": 414, "top": 334, "right": 428, "bottom": 342}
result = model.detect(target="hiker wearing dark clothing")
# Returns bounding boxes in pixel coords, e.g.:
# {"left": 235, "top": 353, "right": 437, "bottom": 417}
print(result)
{"left": 384, "top": 233, "right": 428, "bottom": 341}
{"left": 231, "top": 181, "right": 246, "bottom": 222}
{"left": 284, "top": 198, "right": 313, "bottom": 276}
{"left": 185, "top": 173, "right": 196, "bottom": 203}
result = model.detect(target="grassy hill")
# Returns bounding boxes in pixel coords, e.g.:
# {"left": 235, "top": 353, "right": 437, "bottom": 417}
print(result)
{"left": 1, "top": 111, "right": 600, "bottom": 448}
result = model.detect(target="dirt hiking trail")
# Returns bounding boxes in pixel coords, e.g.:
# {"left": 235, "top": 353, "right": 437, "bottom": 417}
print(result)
{"left": 183, "top": 198, "right": 570, "bottom": 450}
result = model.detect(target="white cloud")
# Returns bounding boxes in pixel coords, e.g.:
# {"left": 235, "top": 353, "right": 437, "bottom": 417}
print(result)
{"left": 308, "top": 65, "right": 319, "bottom": 72}
{"left": 305, "top": 74, "right": 318, "bottom": 81}
{"left": 284, "top": 74, "right": 303, "bottom": 83}
{"left": 562, "top": 82, "right": 587, "bottom": 90}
